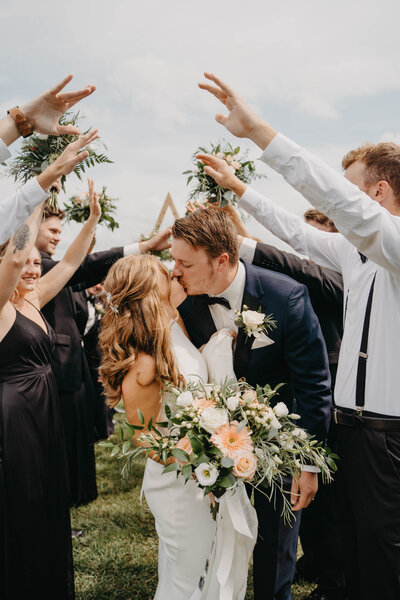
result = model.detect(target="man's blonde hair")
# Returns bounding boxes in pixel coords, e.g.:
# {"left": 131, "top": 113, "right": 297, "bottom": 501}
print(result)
{"left": 342, "top": 142, "right": 400, "bottom": 204}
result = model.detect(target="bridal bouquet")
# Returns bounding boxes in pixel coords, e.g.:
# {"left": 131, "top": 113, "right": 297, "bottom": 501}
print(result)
{"left": 8, "top": 111, "right": 112, "bottom": 209}
{"left": 64, "top": 186, "right": 119, "bottom": 231}
{"left": 183, "top": 141, "right": 265, "bottom": 209}
{"left": 102, "top": 379, "right": 336, "bottom": 522}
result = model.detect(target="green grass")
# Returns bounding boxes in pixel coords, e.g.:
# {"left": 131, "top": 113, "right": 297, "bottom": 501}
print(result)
{"left": 71, "top": 444, "right": 316, "bottom": 599}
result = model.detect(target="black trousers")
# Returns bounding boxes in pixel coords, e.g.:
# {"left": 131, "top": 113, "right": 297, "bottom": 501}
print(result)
{"left": 298, "top": 422, "right": 346, "bottom": 598}
{"left": 335, "top": 423, "right": 400, "bottom": 600}
{"left": 252, "top": 479, "right": 301, "bottom": 600}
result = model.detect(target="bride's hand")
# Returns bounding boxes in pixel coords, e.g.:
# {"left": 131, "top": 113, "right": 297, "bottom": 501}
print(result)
{"left": 170, "top": 276, "right": 187, "bottom": 308}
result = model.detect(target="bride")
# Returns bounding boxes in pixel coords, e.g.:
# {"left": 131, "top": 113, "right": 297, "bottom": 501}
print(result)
{"left": 99, "top": 254, "right": 255, "bottom": 599}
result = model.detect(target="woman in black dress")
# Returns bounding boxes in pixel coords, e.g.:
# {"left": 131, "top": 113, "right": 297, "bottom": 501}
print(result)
{"left": 0, "top": 132, "right": 100, "bottom": 600}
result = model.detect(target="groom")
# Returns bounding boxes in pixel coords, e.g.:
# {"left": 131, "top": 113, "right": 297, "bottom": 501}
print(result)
{"left": 172, "top": 208, "right": 332, "bottom": 600}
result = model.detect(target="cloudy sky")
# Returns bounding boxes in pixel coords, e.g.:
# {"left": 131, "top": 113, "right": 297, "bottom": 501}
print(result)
{"left": 1, "top": 0, "right": 400, "bottom": 257}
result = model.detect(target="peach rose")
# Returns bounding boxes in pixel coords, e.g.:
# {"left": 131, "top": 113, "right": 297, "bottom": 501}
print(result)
{"left": 175, "top": 436, "right": 193, "bottom": 456}
{"left": 192, "top": 397, "right": 216, "bottom": 414}
{"left": 232, "top": 451, "right": 258, "bottom": 480}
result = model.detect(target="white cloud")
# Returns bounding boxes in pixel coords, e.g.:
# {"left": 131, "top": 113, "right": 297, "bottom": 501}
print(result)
{"left": 1, "top": 0, "right": 400, "bottom": 257}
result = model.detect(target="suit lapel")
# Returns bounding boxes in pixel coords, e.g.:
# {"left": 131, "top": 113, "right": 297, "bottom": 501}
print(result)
{"left": 234, "top": 264, "right": 264, "bottom": 379}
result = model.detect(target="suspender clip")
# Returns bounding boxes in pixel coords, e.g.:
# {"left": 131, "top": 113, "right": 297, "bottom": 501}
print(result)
{"left": 359, "top": 351, "right": 368, "bottom": 359}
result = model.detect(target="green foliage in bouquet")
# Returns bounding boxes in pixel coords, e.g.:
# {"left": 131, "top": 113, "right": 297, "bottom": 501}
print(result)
{"left": 8, "top": 112, "right": 112, "bottom": 209}
{"left": 183, "top": 141, "right": 265, "bottom": 208}
{"left": 63, "top": 186, "right": 119, "bottom": 231}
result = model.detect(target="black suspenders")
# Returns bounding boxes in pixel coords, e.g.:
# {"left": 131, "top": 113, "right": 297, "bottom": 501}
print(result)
{"left": 355, "top": 273, "right": 377, "bottom": 413}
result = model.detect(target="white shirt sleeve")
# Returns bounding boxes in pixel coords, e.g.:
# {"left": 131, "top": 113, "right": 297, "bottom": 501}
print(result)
{"left": 0, "top": 139, "right": 11, "bottom": 163}
{"left": 261, "top": 133, "right": 400, "bottom": 275}
{"left": 123, "top": 242, "right": 140, "bottom": 256}
{"left": 0, "top": 178, "right": 48, "bottom": 244}
{"left": 239, "top": 187, "right": 344, "bottom": 273}
{"left": 239, "top": 237, "right": 257, "bottom": 263}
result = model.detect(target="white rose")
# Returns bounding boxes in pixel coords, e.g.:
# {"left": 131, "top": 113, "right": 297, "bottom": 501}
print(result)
{"left": 242, "top": 390, "right": 257, "bottom": 405}
{"left": 199, "top": 407, "right": 229, "bottom": 433}
{"left": 204, "top": 383, "right": 217, "bottom": 398}
{"left": 292, "top": 427, "right": 308, "bottom": 440}
{"left": 226, "top": 396, "right": 239, "bottom": 411}
{"left": 242, "top": 310, "right": 265, "bottom": 329}
{"left": 176, "top": 391, "right": 193, "bottom": 408}
{"left": 194, "top": 463, "right": 219, "bottom": 486}
{"left": 274, "top": 402, "right": 289, "bottom": 418}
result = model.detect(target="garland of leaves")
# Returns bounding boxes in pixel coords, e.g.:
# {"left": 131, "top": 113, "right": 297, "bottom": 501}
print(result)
{"left": 183, "top": 140, "right": 265, "bottom": 208}
{"left": 8, "top": 112, "right": 112, "bottom": 209}
{"left": 63, "top": 186, "right": 119, "bottom": 231}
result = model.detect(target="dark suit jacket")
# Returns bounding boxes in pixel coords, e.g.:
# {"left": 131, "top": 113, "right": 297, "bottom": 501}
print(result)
{"left": 253, "top": 242, "right": 343, "bottom": 367}
{"left": 179, "top": 261, "right": 332, "bottom": 442}
{"left": 41, "top": 247, "right": 123, "bottom": 393}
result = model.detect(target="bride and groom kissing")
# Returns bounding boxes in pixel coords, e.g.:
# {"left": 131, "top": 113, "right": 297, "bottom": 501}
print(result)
{"left": 99, "top": 206, "right": 331, "bottom": 600}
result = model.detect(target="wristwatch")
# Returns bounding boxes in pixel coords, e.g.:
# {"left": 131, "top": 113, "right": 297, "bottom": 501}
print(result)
{"left": 7, "top": 106, "right": 34, "bottom": 138}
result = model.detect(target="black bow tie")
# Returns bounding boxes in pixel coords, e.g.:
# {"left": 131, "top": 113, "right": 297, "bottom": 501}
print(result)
{"left": 195, "top": 295, "right": 231, "bottom": 310}
{"left": 358, "top": 251, "right": 368, "bottom": 264}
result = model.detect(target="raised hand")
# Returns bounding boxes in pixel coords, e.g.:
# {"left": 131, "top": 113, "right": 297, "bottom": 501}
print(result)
{"left": 198, "top": 72, "right": 277, "bottom": 150}
{"left": 195, "top": 153, "right": 247, "bottom": 197}
{"left": 37, "top": 129, "right": 99, "bottom": 190}
{"left": 21, "top": 74, "right": 96, "bottom": 135}
{"left": 87, "top": 178, "right": 101, "bottom": 224}
{"left": 140, "top": 227, "right": 172, "bottom": 253}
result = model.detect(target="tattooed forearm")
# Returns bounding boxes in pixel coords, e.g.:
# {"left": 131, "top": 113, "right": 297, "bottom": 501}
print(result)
{"left": 12, "top": 224, "right": 30, "bottom": 254}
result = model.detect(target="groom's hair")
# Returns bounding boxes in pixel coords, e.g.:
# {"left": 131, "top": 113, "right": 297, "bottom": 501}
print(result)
{"left": 172, "top": 208, "right": 239, "bottom": 265}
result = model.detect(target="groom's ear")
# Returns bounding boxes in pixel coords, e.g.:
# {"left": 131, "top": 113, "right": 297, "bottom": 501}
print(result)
{"left": 215, "top": 252, "right": 230, "bottom": 272}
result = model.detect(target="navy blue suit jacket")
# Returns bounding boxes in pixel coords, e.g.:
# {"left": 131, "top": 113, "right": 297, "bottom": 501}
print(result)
{"left": 178, "top": 261, "right": 332, "bottom": 442}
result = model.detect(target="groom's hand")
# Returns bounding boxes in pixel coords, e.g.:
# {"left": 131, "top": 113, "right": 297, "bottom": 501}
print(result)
{"left": 290, "top": 471, "right": 318, "bottom": 511}
{"left": 198, "top": 72, "right": 277, "bottom": 150}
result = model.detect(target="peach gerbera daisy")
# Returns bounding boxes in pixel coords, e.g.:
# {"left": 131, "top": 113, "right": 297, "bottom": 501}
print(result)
{"left": 211, "top": 421, "right": 254, "bottom": 458}
{"left": 192, "top": 397, "right": 216, "bottom": 414}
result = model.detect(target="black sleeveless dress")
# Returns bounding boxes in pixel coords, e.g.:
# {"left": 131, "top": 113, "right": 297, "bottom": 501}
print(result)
{"left": 0, "top": 310, "right": 74, "bottom": 600}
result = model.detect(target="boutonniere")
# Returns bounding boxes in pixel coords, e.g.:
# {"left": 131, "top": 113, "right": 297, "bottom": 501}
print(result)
{"left": 234, "top": 305, "right": 277, "bottom": 349}
{"left": 94, "top": 302, "right": 105, "bottom": 316}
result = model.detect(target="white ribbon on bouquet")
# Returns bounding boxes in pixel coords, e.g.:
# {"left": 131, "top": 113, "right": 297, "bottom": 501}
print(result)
{"left": 191, "top": 482, "right": 258, "bottom": 600}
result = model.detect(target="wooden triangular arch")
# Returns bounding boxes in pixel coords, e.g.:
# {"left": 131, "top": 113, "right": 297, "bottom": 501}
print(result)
{"left": 152, "top": 192, "right": 180, "bottom": 233}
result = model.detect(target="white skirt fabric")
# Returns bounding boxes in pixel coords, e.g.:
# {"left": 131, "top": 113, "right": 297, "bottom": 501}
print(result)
{"left": 143, "top": 458, "right": 216, "bottom": 600}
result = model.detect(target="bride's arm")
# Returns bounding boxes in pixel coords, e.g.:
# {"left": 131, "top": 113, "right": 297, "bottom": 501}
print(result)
{"left": 121, "top": 353, "right": 167, "bottom": 463}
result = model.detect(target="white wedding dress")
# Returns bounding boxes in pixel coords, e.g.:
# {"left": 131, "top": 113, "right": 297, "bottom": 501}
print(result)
{"left": 142, "top": 322, "right": 257, "bottom": 600}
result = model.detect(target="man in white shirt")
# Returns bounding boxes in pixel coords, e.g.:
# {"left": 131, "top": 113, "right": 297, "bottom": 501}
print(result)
{"left": 0, "top": 74, "right": 96, "bottom": 243}
{"left": 198, "top": 72, "right": 400, "bottom": 600}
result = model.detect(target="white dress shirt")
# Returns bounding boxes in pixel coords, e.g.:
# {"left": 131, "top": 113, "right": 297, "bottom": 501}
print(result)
{"left": 239, "top": 133, "right": 400, "bottom": 416}
{"left": 0, "top": 139, "right": 49, "bottom": 244}
{"left": 208, "top": 261, "right": 245, "bottom": 331}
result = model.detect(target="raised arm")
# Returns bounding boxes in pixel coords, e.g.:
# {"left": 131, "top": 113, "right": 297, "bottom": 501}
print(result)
{"left": 37, "top": 178, "right": 101, "bottom": 307}
{"left": 0, "top": 204, "right": 45, "bottom": 312}
{"left": 0, "top": 74, "right": 96, "bottom": 147}
{"left": 196, "top": 152, "right": 344, "bottom": 272}
{"left": 199, "top": 72, "right": 400, "bottom": 274}
{"left": 0, "top": 129, "right": 98, "bottom": 312}
{"left": 245, "top": 239, "right": 344, "bottom": 308}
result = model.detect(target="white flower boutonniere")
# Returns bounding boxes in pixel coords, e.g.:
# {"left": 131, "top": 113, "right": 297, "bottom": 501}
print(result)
{"left": 94, "top": 302, "right": 105, "bottom": 316}
{"left": 234, "top": 305, "right": 277, "bottom": 349}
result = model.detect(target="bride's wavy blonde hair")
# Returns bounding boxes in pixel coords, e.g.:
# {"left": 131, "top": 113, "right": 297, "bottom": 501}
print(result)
{"left": 99, "top": 254, "right": 182, "bottom": 407}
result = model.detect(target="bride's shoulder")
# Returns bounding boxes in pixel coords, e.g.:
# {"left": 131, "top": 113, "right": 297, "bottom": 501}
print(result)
{"left": 122, "top": 352, "right": 157, "bottom": 390}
